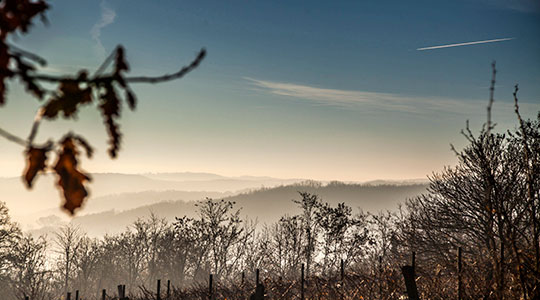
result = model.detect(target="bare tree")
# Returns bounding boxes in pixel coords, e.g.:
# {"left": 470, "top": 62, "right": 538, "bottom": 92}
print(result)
{"left": 54, "top": 224, "right": 83, "bottom": 294}
{"left": 316, "top": 202, "right": 371, "bottom": 274}
{"left": 8, "top": 235, "right": 52, "bottom": 300}
{"left": 262, "top": 215, "right": 305, "bottom": 279}
{"left": 293, "top": 192, "right": 322, "bottom": 277}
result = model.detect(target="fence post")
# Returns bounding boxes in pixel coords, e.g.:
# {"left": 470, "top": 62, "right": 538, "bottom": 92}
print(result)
{"left": 75, "top": 290, "right": 79, "bottom": 300}
{"left": 379, "top": 256, "right": 383, "bottom": 299}
{"left": 256, "top": 268, "right": 260, "bottom": 286}
{"left": 458, "top": 247, "right": 462, "bottom": 300}
{"left": 341, "top": 258, "right": 345, "bottom": 300}
{"left": 209, "top": 274, "right": 213, "bottom": 300}
{"left": 117, "top": 285, "right": 122, "bottom": 299}
{"left": 157, "top": 279, "right": 161, "bottom": 300}
{"left": 340, "top": 259, "right": 344, "bottom": 281}
{"left": 25, "top": 296, "right": 29, "bottom": 300}
{"left": 301, "top": 263, "right": 305, "bottom": 300}
{"left": 66, "top": 292, "right": 71, "bottom": 300}
{"left": 402, "top": 265, "right": 420, "bottom": 300}
{"left": 102, "top": 289, "right": 106, "bottom": 300}
{"left": 166, "top": 280, "right": 170, "bottom": 299}
{"left": 242, "top": 271, "right": 245, "bottom": 285}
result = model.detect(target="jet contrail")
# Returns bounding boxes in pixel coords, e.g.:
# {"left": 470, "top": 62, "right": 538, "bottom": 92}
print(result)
{"left": 417, "top": 38, "right": 514, "bottom": 51}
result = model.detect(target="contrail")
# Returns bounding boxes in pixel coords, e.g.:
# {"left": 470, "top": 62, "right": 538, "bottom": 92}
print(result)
{"left": 417, "top": 38, "right": 514, "bottom": 51}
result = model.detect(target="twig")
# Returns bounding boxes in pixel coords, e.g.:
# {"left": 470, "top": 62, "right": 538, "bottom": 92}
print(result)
{"left": 93, "top": 47, "right": 118, "bottom": 77}
{"left": 7, "top": 43, "right": 47, "bottom": 66}
{"left": 27, "top": 107, "right": 45, "bottom": 145}
{"left": 487, "top": 61, "right": 496, "bottom": 134}
{"left": 19, "top": 48, "right": 206, "bottom": 84}
{"left": 127, "top": 48, "right": 206, "bottom": 83}
{"left": 513, "top": 84, "right": 524, "bottom": 129}
{"left": 0, "top": 127, "right": 27, "bottom": 147}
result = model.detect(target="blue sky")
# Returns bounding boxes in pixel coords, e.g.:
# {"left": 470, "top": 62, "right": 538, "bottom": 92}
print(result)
{"left": 0, "top": 0, "right": 539, "bottom": 181}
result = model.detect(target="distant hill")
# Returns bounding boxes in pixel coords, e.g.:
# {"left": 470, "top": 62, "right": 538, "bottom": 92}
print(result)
{"left": 1, "top": 172, "right": 305, "bottom": 225}
{"left": 63, "top": 181, "right": 428, "bottom": 237}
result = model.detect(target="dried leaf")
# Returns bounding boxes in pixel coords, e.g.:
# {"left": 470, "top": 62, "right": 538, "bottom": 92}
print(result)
{"left": 53, "top": 137, "right": 91, "bottom": 215}
{"left": 0, "top": 44, "right": 11, "bottom": 105}
{"left": 0, "top": 0, "right": 49, "bottom": 35}
{"left": 13, "top": 55, "right": 44, "bottom": 99}
{"left": 114, "top": 46, "right": 129, "bottom": 73}
{"left": 73, "top": 135, "right": 94, "bottom": 158}
{"left": 99, "top": 83, "right": 122, "bottom": 158}
{"left": 42, "top": 79, "right": 92, "bottom": 119}
{"left": 126, "top": 89, "right": 137, "bottom": 110}
{"left": 23, "top": 146, "right": 49, "bottom": 188}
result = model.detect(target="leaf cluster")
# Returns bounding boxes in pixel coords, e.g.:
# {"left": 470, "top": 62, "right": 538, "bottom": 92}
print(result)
{"left": 0, "top": 0, "right": 205, "bottom": 214}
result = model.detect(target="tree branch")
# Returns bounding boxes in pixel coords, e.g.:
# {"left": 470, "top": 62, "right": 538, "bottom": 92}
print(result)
{"left": 20, "top": 48, "right": 206, "bottom": 84}
{"left": 487, "top": 61, "right": 496, "bottom": 134}
{"left": 126, "top": 48, "right": 206, "bottom": 83}
{"left": 0, "top": 127, "right": 27, "bottom": 147}
{"left": 7, "top": 43, "right": 47, "bottom": 66}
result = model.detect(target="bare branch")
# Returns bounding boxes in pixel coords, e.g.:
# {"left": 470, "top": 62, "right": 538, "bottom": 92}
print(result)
{"left": 126, "top": 48, "right": 206, "bottom": 83}
{"left": 7, "top": 43, "right": 47, "bottom": 66}
{"left": 27, "top": 107, "right": 45, "bottom": 145}
{"left": 93, "top": 46, "right": 118, "bottom": 77}
{"left": 20, "top": 48, "right": 206, "bottom": 85}
{"left": 0, "top": 127, "right": 27, "bottom": 147}
{"left": 487, "top": 61, "right": 496, "bottom": 134}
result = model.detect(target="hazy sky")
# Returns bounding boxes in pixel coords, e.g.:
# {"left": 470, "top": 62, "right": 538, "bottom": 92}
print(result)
{"left": 1, "top": 0, "right": 539, "bottom": 181}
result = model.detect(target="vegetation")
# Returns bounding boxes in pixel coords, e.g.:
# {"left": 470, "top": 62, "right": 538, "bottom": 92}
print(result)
{"left": 1, "top": 1, "right": 538, "bottom": 299}
{"left": 0, "top": 105, "right": 538, "bottom": 299}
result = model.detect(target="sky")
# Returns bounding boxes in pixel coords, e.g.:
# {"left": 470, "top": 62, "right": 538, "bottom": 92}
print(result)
{"left": 0, "top": 0, "right": 539, "bottom": 182}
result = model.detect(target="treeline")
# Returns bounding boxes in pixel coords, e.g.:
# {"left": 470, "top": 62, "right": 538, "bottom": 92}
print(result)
{"left": 0, "top": 113, "right": 539, "bottom": 299}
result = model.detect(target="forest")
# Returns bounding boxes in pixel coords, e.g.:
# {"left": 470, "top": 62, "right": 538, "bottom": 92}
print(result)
{"left": 0, "top": 110, "right": 539, "bottom": 299}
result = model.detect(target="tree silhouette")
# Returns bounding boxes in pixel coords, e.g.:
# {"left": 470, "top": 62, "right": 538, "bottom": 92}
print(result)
{"left": 0, "top": 0, "right": 206, "bottom": 214}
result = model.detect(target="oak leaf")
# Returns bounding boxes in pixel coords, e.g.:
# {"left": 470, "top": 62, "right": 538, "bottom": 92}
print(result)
{"left": 43, "top": 76, "right": 92, "bottom": 119}
{"left": 53, "top": 136, "right": 91, "bottom": 215}
{"left": 98, "top": 83, "right": 122, "bottom": 158}
{"left": 23, "top": 146, "right": 49, "bottom": 188}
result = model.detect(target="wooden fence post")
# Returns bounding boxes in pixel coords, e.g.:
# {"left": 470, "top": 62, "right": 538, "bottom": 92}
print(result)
{"left": 301, "top": 263, "right": 305, "bottom": 300}
{"left": 166, "top": 279, "right": 170, "bottom": 299}
{"left": 379, "top": 256, "right": 383, "bottom": 299}
{"left": 24, "top": 296, "right": 29, "bottom": 300}
{"left": 340, "top": 259, "right": 344, "bottom": 281}
{"left": 66, "top": 292, "right": 71, "bottom": 300}
{"left": 340, "top": 258, "right": 345, "bottom": 300}
{"left": 209, "top": 274, "right": 213, "bottom": 300}
{"left": 256, "top": 268, "right": 260, "bottom": 286}
{"left": 458, "top": 247, "right": 462, "bottom": 300}
{"left": 117, "top": 285, "right": 122, "bottom": 299}
{"left": 402, "top": 265, "right": 420, "bottom": 300}
{"left": 75, "top": 290, "right": 79, "bottom": 300}
{"left": 102, "top": 289, "right": 106, "bottom": 300}
{"left": 242, "top": 271, "right": 245, "bottom": 285}
{"left": 157, "top": 279, "right": 161, "bottom": 300}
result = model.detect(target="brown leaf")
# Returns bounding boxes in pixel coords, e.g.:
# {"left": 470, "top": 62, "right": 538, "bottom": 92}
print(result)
{"left": 0, "top": 0, "right": 49, "bottom": 36}
{"left": 0, "top": 44, "right": 12, "bottom": 105}
{"left": 126, "top": 89, "right": 137, "bottom": 110}
{"left": 53, "top": 137, "right": 91, "bottom": 215}
{"left": 114, "top": 46, "right": 129, "bottom": 73}
{"left": 42, "top": 79, "right": 92, "bottom": 119}
{"left": 13, "top": 55, "right": 44, "bottom": 99}
{"left": 99, "top": 83, "right": 122, "bottom": 158}
{"left": 23, "top": 146, "right": 49, "bottom": 188}
{"left": 73, "top": 135, "right": 94, "bottom": 158}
